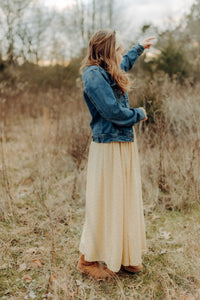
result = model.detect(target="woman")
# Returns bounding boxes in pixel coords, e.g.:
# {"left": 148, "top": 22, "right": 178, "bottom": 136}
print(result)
{"left": 77, "top": 29, "right": 155, "bottom": 281}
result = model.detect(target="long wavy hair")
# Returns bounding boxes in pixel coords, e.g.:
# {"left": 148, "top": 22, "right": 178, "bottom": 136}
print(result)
{"left": 79, "top": 29, "right": 134, "bottom": 95}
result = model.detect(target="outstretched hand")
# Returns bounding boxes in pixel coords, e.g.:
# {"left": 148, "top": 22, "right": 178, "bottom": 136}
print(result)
{"left": 140, "top": 37, "right": 156, "bottom": 49}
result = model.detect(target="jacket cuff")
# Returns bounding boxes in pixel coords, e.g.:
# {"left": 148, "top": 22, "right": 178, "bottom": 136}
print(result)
{"left": 135, "top": 43, "right": 144, "bottom": 56}
{"left": 137, "top": 107, "right": 146, "bottom": 120}
{"left": 130, "top": 107, "right": 146, "bottom": 122}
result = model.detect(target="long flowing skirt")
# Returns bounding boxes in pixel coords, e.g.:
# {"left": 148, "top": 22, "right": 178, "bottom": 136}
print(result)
{"left": 79, "top": 128, "right": 147, "bottom": 273}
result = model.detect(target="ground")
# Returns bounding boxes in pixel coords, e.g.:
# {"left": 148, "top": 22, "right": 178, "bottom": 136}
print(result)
{"left": 0, "top": 116, "right": 200, "bottom": 300}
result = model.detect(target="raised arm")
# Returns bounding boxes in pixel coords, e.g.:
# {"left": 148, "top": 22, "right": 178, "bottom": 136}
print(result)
{"left": 120, "top": 37, "right": 156, "bottom": 72}
{"left": 83, "top": 67, "right": 146, "bottom": 127}
{"left": 120, "top": 43, "right": 144, "bottom": 72}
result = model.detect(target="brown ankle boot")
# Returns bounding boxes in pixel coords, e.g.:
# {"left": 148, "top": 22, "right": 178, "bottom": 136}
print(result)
{"left": 121, "top": 263, "right": 144, "bottom": 273}
{"left": 77, "top": 252, "right": 115, "bottom": 281}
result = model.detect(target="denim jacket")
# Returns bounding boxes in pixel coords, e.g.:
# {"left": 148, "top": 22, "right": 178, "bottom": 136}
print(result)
{"left": 82, "top": 43, "right": 146, "bottom": 143}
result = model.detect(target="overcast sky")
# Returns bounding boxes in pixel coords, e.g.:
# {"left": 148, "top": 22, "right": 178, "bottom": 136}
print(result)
{"left": 43, "top": 0, "right": 195, "bottom": 44}
{"left": 33, "top": 0, "right": 196, "bottom": 60}
{"left": 44, "top": 0, "right": 194, "bottom": 28}
{"left": 119, "top": 0, "right": 194, "bottom": 43}
{"left": 124, "top": 0, "right": 193, "bottom": 26}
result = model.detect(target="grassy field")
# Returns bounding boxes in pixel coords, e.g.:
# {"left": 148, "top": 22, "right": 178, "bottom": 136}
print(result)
{"left": 0, "top": 79, "right": 200, "bottom": 299}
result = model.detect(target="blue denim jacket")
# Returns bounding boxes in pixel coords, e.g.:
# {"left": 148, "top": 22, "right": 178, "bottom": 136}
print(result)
{"left": 82, "top": 43, "right": 146, "bottom": 143}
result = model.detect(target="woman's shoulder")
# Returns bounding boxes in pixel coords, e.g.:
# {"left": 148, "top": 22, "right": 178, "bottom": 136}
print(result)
{"left": 83, "top": 64, "right": 105, "bottom": 74}
{"left": 82, "top": 65, "right": 110, "bottom": 82}
{"left": 82, "top": 65, "right": 99, "bottom": 80}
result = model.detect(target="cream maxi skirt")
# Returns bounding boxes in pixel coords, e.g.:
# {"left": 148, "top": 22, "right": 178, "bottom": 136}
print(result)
{"left": 79, "top": 127, "right": 148, "bottom": 273}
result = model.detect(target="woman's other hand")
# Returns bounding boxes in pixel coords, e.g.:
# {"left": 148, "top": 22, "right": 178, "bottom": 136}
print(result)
{"left": 139, "top": 107, "right": 148, "bottom": 121}
{"left": 140, "top": 37, "right": 156, "bottom": 49}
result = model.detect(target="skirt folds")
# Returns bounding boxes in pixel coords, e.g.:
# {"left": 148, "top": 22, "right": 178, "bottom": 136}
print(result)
{"left": 79, "top": 128, "right": 147, "bottom": 273}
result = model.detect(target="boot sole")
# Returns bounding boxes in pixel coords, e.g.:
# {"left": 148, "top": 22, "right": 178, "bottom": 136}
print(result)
{"left": 77, "top": 261, "right": 115, "bottom": 281}
{"left": 121, "top": 264, "right": 143, "bottom": 273}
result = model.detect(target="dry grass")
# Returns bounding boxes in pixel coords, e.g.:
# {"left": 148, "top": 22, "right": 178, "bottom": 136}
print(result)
{"left": 0, "top": 78, "right": 200, "bottom": 299}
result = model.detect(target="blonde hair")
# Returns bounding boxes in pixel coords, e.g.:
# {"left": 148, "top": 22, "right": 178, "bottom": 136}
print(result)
{"left": 79, "top": 28, "right": 134, "bottom": 95}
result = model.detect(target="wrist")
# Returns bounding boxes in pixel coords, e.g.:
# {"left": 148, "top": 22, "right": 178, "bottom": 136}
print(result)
{"left": 135, "top": 107, "right": 146, "bottom": 121}
{"left": 138, "top": 107, "right": 146, "bottom": 119}
{"left": 135, "top": 43, "right": 144, "bottom": 55}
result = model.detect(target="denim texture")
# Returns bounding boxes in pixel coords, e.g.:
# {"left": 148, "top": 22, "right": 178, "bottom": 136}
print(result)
{"left": 82, "top": 43, "right": 146, "bottom": 143}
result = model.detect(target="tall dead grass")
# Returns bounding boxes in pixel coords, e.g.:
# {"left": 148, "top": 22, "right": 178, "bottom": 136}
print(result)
{"left": 135, "top": 77, "right": 200, "bottom": 212}
{"left": 0, "top": 76, "right": 199, "bottom": 213}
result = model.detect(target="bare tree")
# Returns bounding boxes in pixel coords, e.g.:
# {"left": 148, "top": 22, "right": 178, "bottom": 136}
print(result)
{"left": 92, "top": 0, "right": 96, "bottom": 32}
{"left": 0, "top": 0, "right": 129, "bottom": 63}
{"left": 108, "top": 0, "right": 114, "bottom": 28}
{"left": 0, "top": 0, "right": 32, "bottom": 63}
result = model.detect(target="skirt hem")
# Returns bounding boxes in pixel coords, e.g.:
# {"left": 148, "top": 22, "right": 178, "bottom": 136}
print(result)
{"left": 79, "top": 246, "right": 148, "bottom": 273}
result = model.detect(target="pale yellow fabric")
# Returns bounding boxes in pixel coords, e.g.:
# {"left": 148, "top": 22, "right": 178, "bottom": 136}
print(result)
{"left": 79, "top": 127, "right": 148, "bottom": 273}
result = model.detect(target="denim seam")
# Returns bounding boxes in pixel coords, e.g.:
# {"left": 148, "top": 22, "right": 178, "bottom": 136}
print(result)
{"left": 85, "top": 86, "right": 111, "bottom": 122}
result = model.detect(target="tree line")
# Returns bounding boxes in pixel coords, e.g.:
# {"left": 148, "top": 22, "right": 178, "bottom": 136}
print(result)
{"left": 0, "top": 0, "right": 199, "bottom": 84}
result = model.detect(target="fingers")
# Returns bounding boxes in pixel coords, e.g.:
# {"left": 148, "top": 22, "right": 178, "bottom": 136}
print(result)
{"left": 144, "top": 37, "right": 156, "bottom": 45}
{"left": 146, "top": 37, "right": 156, "bottom": 41}
{"left": 142, "top": 117, "right": 148, "bottom": 122}
{"left": 140, "top": 37, "right": 156, "bottom": 49}
{"left": 146, "top": 43, "right": 153, "bottom": 49}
